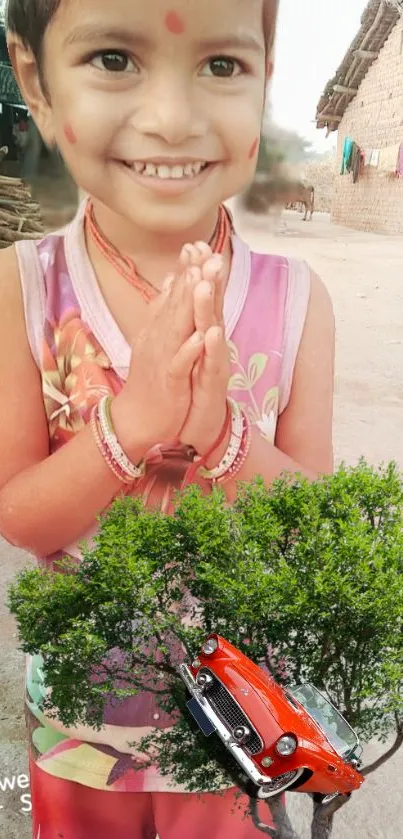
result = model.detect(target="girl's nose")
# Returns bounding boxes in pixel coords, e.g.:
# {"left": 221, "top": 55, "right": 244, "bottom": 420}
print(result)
{"left": 134, "top": 76, "right": 207, "bottom": 145}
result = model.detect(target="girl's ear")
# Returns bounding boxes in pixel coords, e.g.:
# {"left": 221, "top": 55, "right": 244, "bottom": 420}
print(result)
{"left": 7, "top": 36, "right": 56, "bottom": 147}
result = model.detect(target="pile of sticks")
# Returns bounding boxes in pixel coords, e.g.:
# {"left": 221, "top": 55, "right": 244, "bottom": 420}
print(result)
{"left": 0, "top": 175, "right": 44, "bottom": 248}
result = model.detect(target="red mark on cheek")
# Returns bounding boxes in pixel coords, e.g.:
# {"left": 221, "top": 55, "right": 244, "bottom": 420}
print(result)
{"left": 64, "top": 124, "right": 77, "bottom": 145}
{"left": 248, "top": 138, "right": 259, "bottom": 160}
{"left": 164, "top": 10, "right": 186, "bottom": 35}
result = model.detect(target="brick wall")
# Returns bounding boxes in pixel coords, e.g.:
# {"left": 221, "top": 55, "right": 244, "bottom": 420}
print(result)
{"left": 333, "top": 20, "right": 403, "bottom": 233}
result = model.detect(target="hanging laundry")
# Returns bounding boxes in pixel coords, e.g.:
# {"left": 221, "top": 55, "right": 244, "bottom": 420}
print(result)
{"left": 340, "top": 137, "right": 353, "bottom": 174}
{"left": 378, "top": 143, "right": 400, "bottom": 174}
{"left": 350, "top": 143, "right": 363, "bottom": 183}
{"left": 369, "top": 149, "right": 380, "bottom": 167}
{"left": 363, "top": 148, "right": 373, "bottom": 166}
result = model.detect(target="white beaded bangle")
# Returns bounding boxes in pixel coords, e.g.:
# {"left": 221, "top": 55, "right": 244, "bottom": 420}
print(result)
{"left": 198, "top": 399, "right": 244, "bottom": 481}
{"left": 218, "top": 415, "right": 252, "bottom": 485}
{"left": 98, "top": 396, "right": 146, "bottom": 481}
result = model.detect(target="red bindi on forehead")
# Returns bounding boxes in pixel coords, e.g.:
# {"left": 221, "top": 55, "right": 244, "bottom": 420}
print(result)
{"left": 164, "top": 10, "right": 186, "bottom": 35}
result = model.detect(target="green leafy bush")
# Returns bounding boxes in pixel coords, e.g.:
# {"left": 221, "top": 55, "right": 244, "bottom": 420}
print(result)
{"left": 8, "top": 461, "right": 403, "bottom": 835}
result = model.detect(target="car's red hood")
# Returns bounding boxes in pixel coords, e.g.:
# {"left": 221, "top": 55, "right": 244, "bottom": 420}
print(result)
{"left": 231, "top": 659, "right": 334, "bottom": 749}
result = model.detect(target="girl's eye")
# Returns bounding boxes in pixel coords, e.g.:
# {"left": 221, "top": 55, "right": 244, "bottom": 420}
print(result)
{"left": 90, "top": 52, "right": 137, "bottom": 73}
{"left": 201, "top": 57, "right": 242, "bottom": 78}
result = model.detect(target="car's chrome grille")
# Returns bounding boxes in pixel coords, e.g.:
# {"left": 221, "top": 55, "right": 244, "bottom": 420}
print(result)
{"left": 202, "top": 669, "right": 263, "bottom": 755}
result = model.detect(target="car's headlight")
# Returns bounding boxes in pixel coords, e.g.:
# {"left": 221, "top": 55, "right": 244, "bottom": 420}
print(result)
{"left": 275, "top": 735, "right": 298, "bottom": 756}
{"left": 201, "top": 637, "right": 218, "bottom": 655}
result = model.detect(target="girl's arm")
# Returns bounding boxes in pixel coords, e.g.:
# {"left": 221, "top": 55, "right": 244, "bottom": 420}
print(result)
{"left": 218, "top": 271, "right": 335, "bottom": 499}
{"left": 0, "top": 247, "right": 147, "bottom": 557}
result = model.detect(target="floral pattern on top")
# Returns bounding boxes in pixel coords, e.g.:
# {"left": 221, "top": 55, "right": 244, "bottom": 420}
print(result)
{"left": 42, "top": 308, "right": 121, "bottom": 448}
{"left": 227, "top": 340, "right": 279, "bottom": 444}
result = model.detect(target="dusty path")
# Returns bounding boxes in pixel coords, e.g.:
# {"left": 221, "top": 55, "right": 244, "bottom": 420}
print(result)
{"left": 233, "top": 208, "right": 403, "bottom": 470}
{"left": 1, "top": 209, "right": 402, "bottom": 838}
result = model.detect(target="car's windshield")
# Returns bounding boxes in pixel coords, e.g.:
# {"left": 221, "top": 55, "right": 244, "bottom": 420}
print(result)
{"left": 289, "top": 684, "right": 358, "bottom": 758}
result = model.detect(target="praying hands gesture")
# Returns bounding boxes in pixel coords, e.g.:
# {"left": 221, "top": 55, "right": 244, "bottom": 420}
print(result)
{"left": 178, "top": 243, "right": 231, "bottom": 459}
{"left": 114, "top": 240, "right": 230, "bottom": 463}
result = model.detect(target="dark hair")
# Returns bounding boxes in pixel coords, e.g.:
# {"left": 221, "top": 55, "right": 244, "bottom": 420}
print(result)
{"left": 6, "top": 0, "right": 61, "bottom": 65}
{"left": 6, "top": 0, "right": 277, "bottom": 66}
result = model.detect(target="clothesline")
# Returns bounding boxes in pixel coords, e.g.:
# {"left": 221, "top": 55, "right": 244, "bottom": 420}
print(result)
{"left": 340, "top": 137, "right": 403, "bottom": 183}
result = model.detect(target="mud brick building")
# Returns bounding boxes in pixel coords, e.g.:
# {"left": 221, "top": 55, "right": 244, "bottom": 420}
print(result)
{"left": 316, "top": 0, "right": 403, "bottom": 233}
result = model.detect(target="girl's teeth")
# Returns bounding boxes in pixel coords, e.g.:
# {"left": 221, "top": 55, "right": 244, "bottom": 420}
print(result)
{"left": 157, "top": 165, "right": 171, "bottom": 179}
{"left": 172, "top": 165, "right": 185, "bottom": 179}
{"left": 130, "top": 162, "right": 206, "bottom": 179}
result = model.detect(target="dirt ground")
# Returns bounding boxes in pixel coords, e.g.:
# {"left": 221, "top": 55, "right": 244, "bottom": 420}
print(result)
{"left": 1, "top": 206, "right": 402, "bottom": 838}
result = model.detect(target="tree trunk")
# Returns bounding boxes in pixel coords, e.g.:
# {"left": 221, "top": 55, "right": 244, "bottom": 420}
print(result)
{"left": 249, "top": 797, "right": 300, "bottom": 838}
{"left": 311, "top": 794, "right": 350, "bottom": 839}
{"left": 361, "top": 724, "right": 403, "bottom": 777}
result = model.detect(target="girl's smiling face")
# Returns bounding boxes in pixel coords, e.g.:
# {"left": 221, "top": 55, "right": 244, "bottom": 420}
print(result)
{"left": 15, "top": 0, "right": 269, "bottom": 232}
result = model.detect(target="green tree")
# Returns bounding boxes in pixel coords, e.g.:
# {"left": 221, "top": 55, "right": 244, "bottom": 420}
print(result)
{"left": 8, "top": 461, "right": 403, "bottom": 838}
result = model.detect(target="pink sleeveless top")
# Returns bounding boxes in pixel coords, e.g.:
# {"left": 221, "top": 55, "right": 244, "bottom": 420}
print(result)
{"left": 16, "top": 202, "right": 310, "bottom": 793}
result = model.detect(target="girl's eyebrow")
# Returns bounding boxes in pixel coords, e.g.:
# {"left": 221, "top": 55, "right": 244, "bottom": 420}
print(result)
{"left": 62, "top": 25, "right": 152, "bottom": 50}
{"left": 196, "top": 35, "right": 265, "bottom": 55}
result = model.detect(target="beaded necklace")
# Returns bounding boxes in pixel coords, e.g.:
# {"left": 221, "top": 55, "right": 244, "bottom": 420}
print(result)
{"left": 85, "top": 200, "right": 232, "bottom": 303}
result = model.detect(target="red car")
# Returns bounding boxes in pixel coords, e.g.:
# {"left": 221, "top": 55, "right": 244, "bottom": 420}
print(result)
{"left": 179, "top": 634, "right": 364, "bottom": 800}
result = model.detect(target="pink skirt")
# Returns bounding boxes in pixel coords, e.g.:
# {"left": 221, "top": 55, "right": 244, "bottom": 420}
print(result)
{"left": 29, "top": 752, "right": 276, "bottom": 839}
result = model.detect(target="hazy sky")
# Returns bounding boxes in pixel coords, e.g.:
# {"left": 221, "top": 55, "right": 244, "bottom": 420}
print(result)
{"left": 271, "top": 0, "right": 370, "bottom": 152}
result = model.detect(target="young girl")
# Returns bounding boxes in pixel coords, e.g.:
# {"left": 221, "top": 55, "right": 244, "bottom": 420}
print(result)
{"left": 1, "top": 0, "right": 334, "bottom": 836}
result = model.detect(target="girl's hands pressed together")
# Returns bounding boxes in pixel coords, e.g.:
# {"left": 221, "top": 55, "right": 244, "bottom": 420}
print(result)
{"left": 179, "top": 245, "right": 231, "bottom": 458}
{"left": 113, "top": 252, "right": 207, "bottom": 456}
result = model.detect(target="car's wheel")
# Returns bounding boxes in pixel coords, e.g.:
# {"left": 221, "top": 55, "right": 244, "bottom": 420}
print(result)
{"left": 248, "top": 767, "right": 305, "bottom": 800}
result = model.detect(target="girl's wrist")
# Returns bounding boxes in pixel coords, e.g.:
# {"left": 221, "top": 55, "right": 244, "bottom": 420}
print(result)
{"left": 197, "top": 401, "right": 252, "bottom": 484}
{"left": 202, "top": 427, "right": 232, "bottom": 470}
{"left": 192, "top": 406, "right": 230, "bottom": 464}
{"left": 110, "top": 394, "right": 152, "bottom": 464}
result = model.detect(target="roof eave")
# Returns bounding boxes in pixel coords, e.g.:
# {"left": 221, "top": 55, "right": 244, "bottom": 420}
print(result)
{"left": 316, "top": 0, "right": 402, "bottom": 133}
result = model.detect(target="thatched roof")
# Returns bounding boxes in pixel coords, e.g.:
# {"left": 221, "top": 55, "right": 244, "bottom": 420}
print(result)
{"left": 316, "top": 0, "right": 403, "bottom": 133}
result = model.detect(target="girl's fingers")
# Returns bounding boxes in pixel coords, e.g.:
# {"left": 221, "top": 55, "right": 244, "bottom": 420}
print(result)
{"left": 202, "top": 254, "right": 224, "bottom": 282}
{"left": 199, "top": 326, "right": 229, "bottom": 385}
{"left": 191, "top": 358, "right": 202, "bottom": 389}
{"left": 201, "top": 256, "right": 225, "bottom": 325}
{"left": 187, "top": 265, "right": 203, "bottom": 290}
{"left": 163, "top": 263, "right": 200, "bottom": 354}
{"left": 193, "top": 278, "right": 215, "bottom": 335}
{"left": 178, "top": 244, "right": 191, "bottom": 268}
{"left": 169, "top": 331, "right": 205, "bottom": 382}
{"left": 179, "top": 241, "right": 213, "bottom": 274}
{"left": 194, "top": 241, "right": 213, "bottom": 265}
{"left": 162, "top": 273, "right": 175, "bottom": 293}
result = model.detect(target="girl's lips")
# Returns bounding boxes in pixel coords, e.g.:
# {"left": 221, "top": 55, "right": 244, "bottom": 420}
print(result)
{"left": 116, "top": 160, "right": 217, "bottom": 195}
